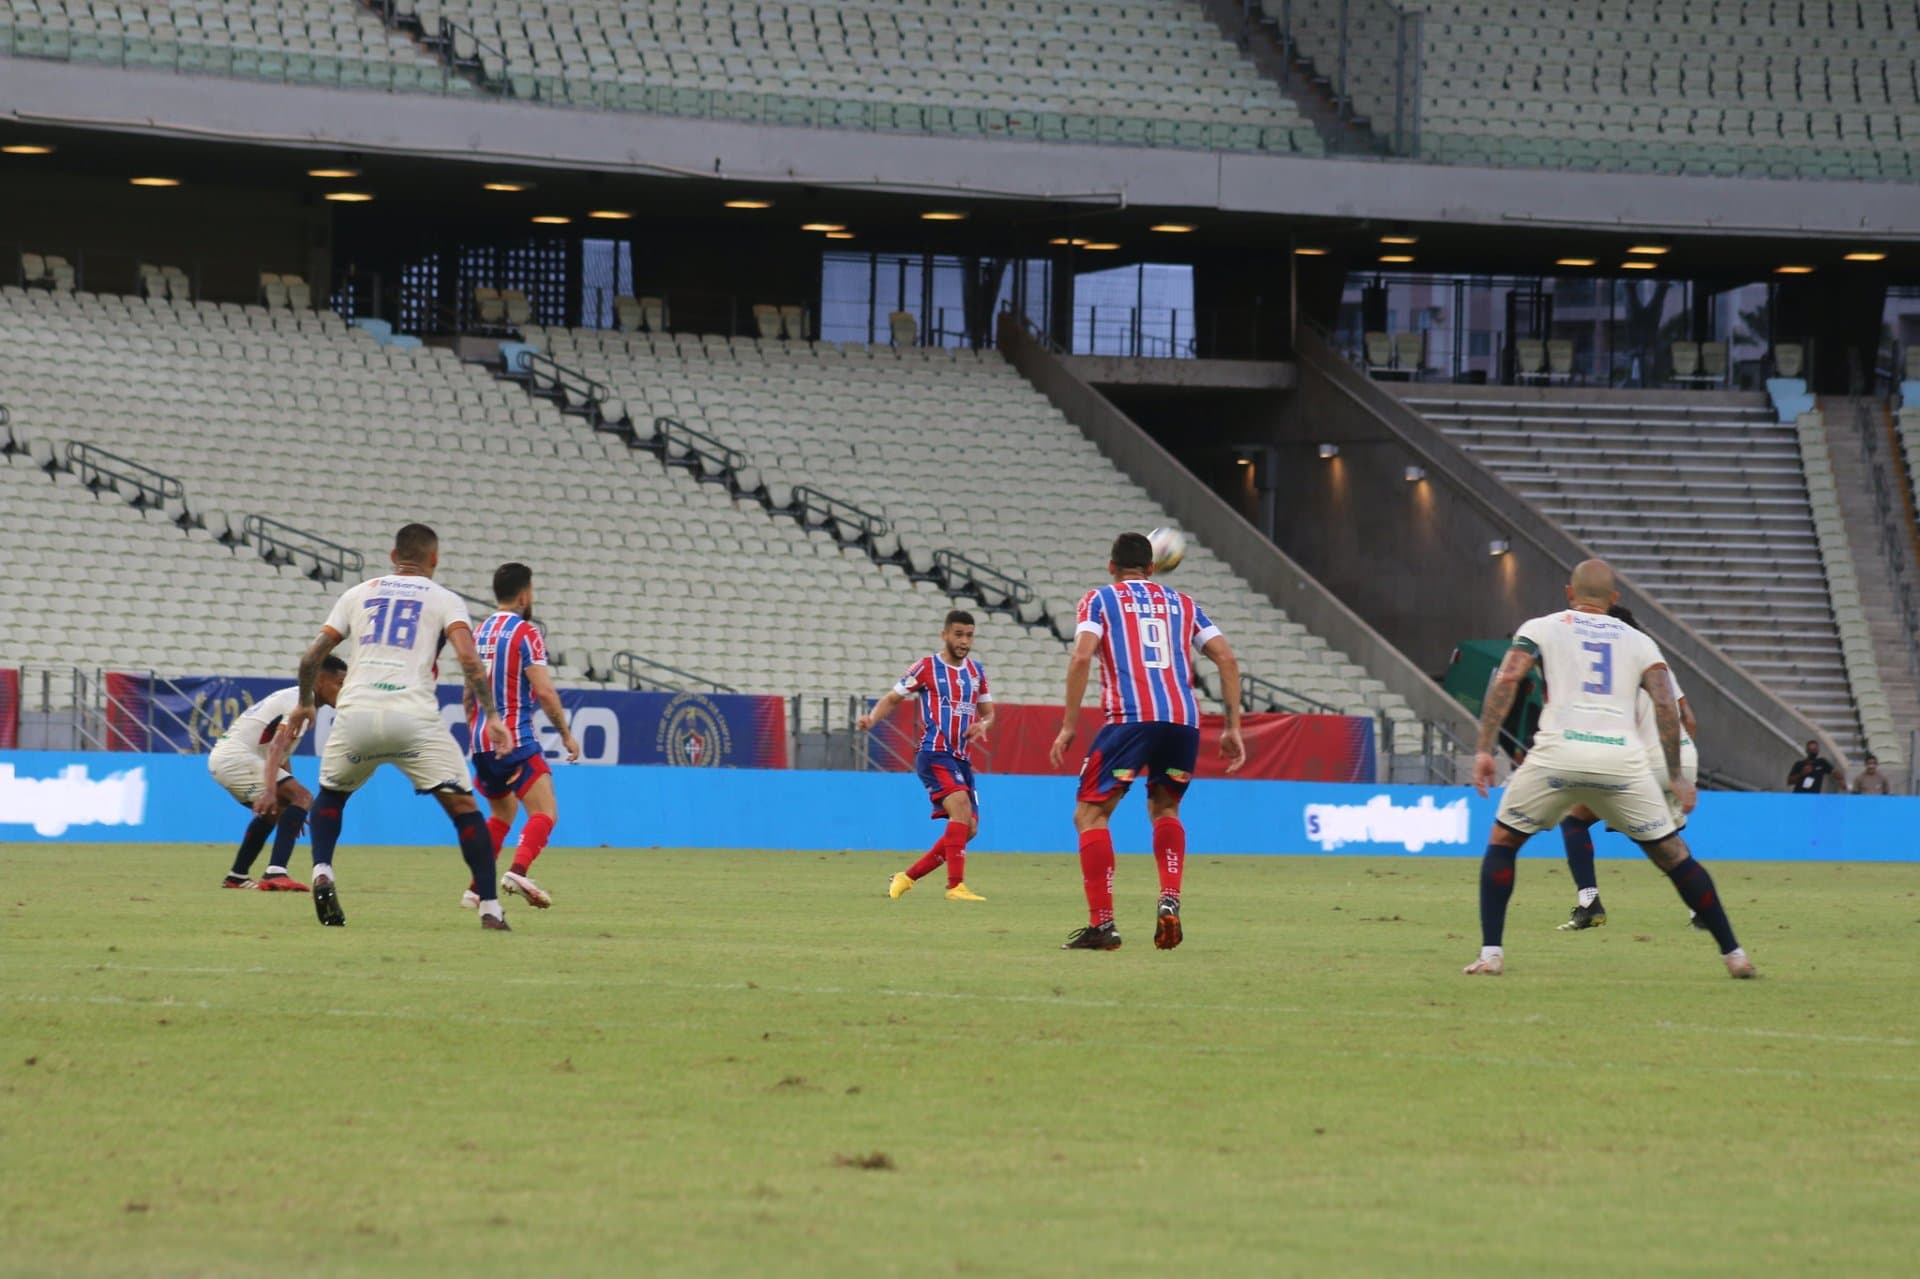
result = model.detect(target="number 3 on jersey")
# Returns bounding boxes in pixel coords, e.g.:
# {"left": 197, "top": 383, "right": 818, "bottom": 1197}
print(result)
{"left": 1580, "top": 639, "right": 1613, "bottom": 694}
{"left": 364, "top": 597, "right": 423, "bottom": 648}
{"left": 1139, "top": 616, "right": 1173, "bottom": 670}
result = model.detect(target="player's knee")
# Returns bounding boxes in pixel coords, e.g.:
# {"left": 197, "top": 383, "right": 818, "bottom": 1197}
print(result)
{"left": 440, "top": 791, "right": 480, "bottom": 818}
{"left": 279, "top": 779, "right": 313, "bottom": 809}
{"left": 1639, "top": 834, "right": 1687, "bottom": 870}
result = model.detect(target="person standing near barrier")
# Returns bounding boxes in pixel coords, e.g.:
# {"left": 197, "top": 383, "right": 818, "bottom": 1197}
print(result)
{"left": 859, "top": 609, "right": 994, "bottom": 903}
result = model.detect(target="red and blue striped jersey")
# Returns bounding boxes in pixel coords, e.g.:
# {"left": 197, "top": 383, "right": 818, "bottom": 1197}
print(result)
{"left": 470, "top": 610, "right": 547, "bottom": 755}
{"left": 1076, "top": 580, "right": 1221, "bottom": 726}
{"left": 893, "top": 654, "right": 992, "bottom": 760}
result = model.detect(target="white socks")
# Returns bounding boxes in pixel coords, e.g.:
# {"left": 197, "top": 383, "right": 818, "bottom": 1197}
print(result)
{"left": 1577, "top": 887, "right": 1600, "bottom": 908}
{"left": 1480, "top": 945, "right": 1503, "bottom": 962}
{"left": 479, "top": 900, "right": 504, "bottom": 920}
{"left": 312, "top": 862, "right": 333, "bottom": 883}
{"left": 1725, "top": 946, "right": 1747, "bottom": 961}
{"left": 265, "top": 865, "right": 287, "bottom": 877}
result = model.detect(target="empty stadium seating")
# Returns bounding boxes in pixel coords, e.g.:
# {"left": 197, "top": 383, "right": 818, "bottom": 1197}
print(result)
{"left": 1279, "top": 0, "right": 1920, "bottom": 181}
{"left": 0, "top": 0, "right": 1321, "bottom": 154}
{"left": 535, "top": 323, "right": 1414, "bottom": 720}
{"left": 0, "top": 0, "right": 454, "bottom": 92}
{"left": 1405, "top": 387, "right": 1868, "bottom": 755}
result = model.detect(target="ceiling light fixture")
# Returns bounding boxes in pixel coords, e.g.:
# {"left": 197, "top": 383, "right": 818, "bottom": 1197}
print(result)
{"left": 1379, "top": 254, "right": 1415, "bottom": 264}
{"left": 307, "top": 167, "right": 360, "bottom": 179}
{"left": 1380, "top": 234, "right": 1418, "bottom": 245}
{"left": 921, "top": 211, "right": 967, "bottom": 221}
{"left": 1150, "top": 223, "right": 1196, "bottom": 233}
{"left": 322, "top": 191, "right": 374, "bottom": 203}
{"left": 530, "top": 215, "right": 572, "bottom": 224}
{"left": 2, "top": 144, "right": 55, "bottom": 155}
{"left": 800, "top": 223, "right": 846, "bottom": 232}
{"left": 723, "top": 199, "right": 772, "bottom": 209}
{"left": 825, "top": 231, "right": 856, "bottom": 240}
{"left": 1294, "top": 247, "right": 1329, "bottom": 256}
{"left": 1081, "top": 242, "right": 1121, "bottom": 251}
{"left": 587, "top": 210, "right": 633, "bottom": 220}
{"left": 484, "top": 181, "right": 532, "bottom": 192}
{"left": 1621, "top": 261, "right": 1657, "bottom": 270}
{"left": 1843, "top": 251, "right": 1887, "bottom": 262}
{"left": 1626, "top": 245, "right": 1670, "bottom": 256}
{"left": 1555, "top": 257, "right": 1598, "bottom": 267}
{"left": 1775, "top": 265, "right": 1815, "bottom": 275}
{"left": 129, "top": 176, "right": 181, "bottom": 187}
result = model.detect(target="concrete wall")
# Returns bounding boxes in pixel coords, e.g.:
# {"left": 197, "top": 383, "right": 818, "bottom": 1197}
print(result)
{"left": 6, "top": 58, "right": 1920, "bottom": 240}
{"left": 999, "top": 315, "right": 1473, "bottom": 733}
{"left": 1279, "top": 328, "right": 1840, "bottom": 789}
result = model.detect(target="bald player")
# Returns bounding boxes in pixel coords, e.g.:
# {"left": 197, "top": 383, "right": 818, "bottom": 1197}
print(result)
{"left": 1467, "top": 559, "right": 1754, "bottom": 978}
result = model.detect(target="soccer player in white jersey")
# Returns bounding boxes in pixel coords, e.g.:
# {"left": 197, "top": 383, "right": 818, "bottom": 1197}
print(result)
{"left": 1468, "top": 559, "right": 1754, "bottom": 978}
{"left": 208, "top": 655, "right": 346, "bottom": 891}
{"left": 1555, "top": 604, "right": 1701, "bottom": 931}
{"left": 283, "top": 523, "right": 515, "bottom": 930}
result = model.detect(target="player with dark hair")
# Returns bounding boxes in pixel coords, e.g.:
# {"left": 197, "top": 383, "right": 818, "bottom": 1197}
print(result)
{"left": 859, "top": 609, "right": 995, "bottom": 902}
{"left": 284, "top": 522, "right": 515, "bottom": 930}
{"left": 1049, "top": 532, "right": 1245, "bottom": 951}
{"left": 209, "top": 655, "right": 347, "bottom": 890}
{"left": 461, "top": 561, "right": 580, "bottom": 911}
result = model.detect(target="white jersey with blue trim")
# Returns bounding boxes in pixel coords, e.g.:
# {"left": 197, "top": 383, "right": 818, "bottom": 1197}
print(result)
{"left": 323, "top": 574, "right": 472, "bottom": 718}
{"left": 1513, "top": 608, "right": 1667, "bottom": 769}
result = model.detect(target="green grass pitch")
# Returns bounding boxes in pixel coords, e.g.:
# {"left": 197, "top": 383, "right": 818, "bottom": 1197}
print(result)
{"left": 3, "top": 844, "right": 1917, "bottom": 1278}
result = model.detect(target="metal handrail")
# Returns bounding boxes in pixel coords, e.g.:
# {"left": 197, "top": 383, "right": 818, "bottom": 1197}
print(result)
{"left": 610, "top": 650, "right": 738, "bottom": 695}
{"left": 654, "top": 415, "right": 749, "bottom": 472}
{"left": 240, "top": 514, "right": 365, "bottom": 582}
{"left": 64, "top": 442, "right": 183, "bottom": 508}
{"left": 516, "top": 350, "right": 610, "bottom": 407}
{"left": 437, "top": 15, "right": 510, "bottom": 88}
{"left": 931, "top": 549, "right": 1036, "bottom": 605}
{"left": 794, "top": 485, "right": 891, "bottom": 538}
{"left": 1238, "top": 670, "right": 1338, "bottom": 715}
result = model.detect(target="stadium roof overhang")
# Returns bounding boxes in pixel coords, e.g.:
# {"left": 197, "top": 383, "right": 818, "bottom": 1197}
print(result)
{"left": 3, "top": 58, "right": 1916, "bottom": 282}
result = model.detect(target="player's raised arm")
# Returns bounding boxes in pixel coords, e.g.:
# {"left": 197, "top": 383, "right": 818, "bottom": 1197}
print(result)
{"left": 526, "top": 662, "right": 580, "bottom": 762}
{"left": 1050, "top": 630, "right": 1100, "bottom": 769}
{"left": 448, "top": 620, "right": 509, "bottom": 756}
{"left": 1473, "top": 643, "right": 1538, "bottom": 796}
{"left": 1200, "top": 633, "right": 1245, "bottom": 774}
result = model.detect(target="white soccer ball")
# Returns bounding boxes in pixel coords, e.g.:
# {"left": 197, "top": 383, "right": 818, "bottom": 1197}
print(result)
{"left": 1147, "top": 527, "right": 1186, "bottom": 573}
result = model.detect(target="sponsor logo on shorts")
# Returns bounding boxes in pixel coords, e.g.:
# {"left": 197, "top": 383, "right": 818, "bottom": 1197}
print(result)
{"left": 1629, "top": 818, "right": 1668, "bottom": 834}
{"left": 1111, "top": 768, "right": 1136, "bottom": 781}
{"left": 1303, "top": 795, "right": 1471, "bottom": 852}
{"left": 1165, "top": 769, "right": 1191, "bottom": 783}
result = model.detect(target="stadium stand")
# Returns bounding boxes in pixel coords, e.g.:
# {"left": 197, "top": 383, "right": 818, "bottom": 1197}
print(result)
{"left": 538, "top": 321, "right": 1415, "bottom": 721}
{"left": 0, "top": 286, "right": 1412, "bottom": 729}
{"left": 1404, "top": 387, "right": 1870, "bottom": 755}
{"left": 0, "top": 0, "right": 453, "bottom": 92}
{"left": 1278, "top": 0, "right": 1920, "bottom": 180}
{"left": 0, "top": 0, "right": 1322, "bottom": 154}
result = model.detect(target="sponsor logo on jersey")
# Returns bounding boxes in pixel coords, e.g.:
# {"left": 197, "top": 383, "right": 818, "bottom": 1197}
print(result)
{"left": 656, "top": 692, "right": 733, "bottom": 767}
{"left": 1303, "top": 794, "right": 1471, "bottom": 852}
{"left": 1564, "top": 729, "right": 1628, "bottom": 746}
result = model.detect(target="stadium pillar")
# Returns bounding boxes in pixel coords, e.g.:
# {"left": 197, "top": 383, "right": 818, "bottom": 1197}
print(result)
{"left": 1774, "top": 273, "right": 1888, "bottom": 393}
{"left": 1192, "top": 248, "right": 1302, "bottom": 360}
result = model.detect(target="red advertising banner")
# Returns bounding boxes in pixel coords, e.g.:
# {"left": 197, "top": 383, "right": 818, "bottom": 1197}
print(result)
{"left": 871, "top": 702, "right": 1375, "bottom": 783}
{"left": 0, "top": 667, "right": 18, "bottom": 750}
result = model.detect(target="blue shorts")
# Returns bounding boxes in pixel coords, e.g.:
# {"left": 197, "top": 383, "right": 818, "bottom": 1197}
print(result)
{"left": 1077, "top": 722, "right": 1201, "bottom": 805}
{"left": 914, "top": 750, "right": 977, "bottom": 820}
{"left": 472, "top": 746, "right": 550, "bottom": 800}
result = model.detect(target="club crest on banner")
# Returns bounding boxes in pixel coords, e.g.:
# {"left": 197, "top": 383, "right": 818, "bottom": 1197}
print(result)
{"left": 656, "top": 692, "right": 734, "bottom": 767}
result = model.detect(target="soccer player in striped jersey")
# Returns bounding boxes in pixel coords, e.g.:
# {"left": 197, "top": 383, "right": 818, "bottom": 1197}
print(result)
{"left": 208, "top": 656, "right": 345, "bottom": 890}
{"left": 1049, "top": 532, "right": 1245, "bottom": 951}
{"left": 462, "top": 562, "right": 580, "bottom": 911}
{"left": 858, "top": 609, "right": 995, "bottom": 902}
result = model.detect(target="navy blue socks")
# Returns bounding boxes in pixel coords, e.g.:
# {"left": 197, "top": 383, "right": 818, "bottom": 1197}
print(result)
{"left": 1479, "top": 843, "right": 1519, "bottom": 947}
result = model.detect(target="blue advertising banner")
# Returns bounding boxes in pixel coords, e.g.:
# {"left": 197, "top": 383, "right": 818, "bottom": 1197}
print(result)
{"left": 4, "top": 750, "right": 1918, "bottom": 861}
{"left": 111, "top": 677, "right": 787, "bottom": 769}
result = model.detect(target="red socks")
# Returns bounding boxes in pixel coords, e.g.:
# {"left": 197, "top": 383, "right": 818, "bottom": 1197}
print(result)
{"left": 511, "top": 814, "right": 554, "bottom": 876}
{"left": 486, "top": 817, "right": 511, "bottom": 856}
{"left": 905, "top": 821, "right": 972, "bottom": 884}
{"left": 1078, "top": 828, "right": 1116, "bottom": 926}
{"left": 1153, "top": 816, "right": 1186, "bottom": 901}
